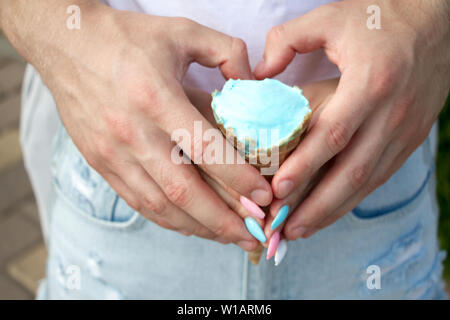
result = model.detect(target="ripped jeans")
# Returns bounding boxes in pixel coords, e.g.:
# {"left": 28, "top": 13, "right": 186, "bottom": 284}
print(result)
{"left": 21, "top": 65, "right": 447, "bottom": 299}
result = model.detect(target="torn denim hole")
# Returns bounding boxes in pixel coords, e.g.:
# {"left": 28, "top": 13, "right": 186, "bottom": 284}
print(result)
{"left": 359, "top": 224, "right": 424, "bottom": 296}
{"left": 87, "top": 251, "right": 102, "bottom": 279}
{"left": 405, "top": 251, "right": 446, "bottom": 300}
{"left": 85, "top": 251, "right": 125, "bottom": 300}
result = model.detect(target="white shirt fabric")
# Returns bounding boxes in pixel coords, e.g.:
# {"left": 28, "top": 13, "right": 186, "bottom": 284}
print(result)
{"left": 104, "top": 0, "right": 340, "bottom": 90}
{"left": 21, "top": 0, "right": 339, "bottom": 239}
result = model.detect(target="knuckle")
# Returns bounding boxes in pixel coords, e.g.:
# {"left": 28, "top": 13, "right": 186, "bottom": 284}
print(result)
{"left": 388, "top": 94, "right": 415, "bottom": 130}
{"left": 267, "top": 24, "right": 286, "bottom": 44}
{"left": 128, "top": 80, "right": 161, "bottom": 116}
{"left": 230, "top": 37, "right": 247, "bottom": 56}
{"left": 325, "top": 120, "right": 351, "bottom": 154}
{"left": 369, "top": 67, "right": 397, "bottom": 100}
{"left": 142, "top": 195, "right": 168, "bottom": 216}
{"left": 348, "top": 163, "right": 371, "bottom": 190}
{"left": 212, "top": 220, "right": 231, "bottom": 239}
{"left": 105, "top": 114, "right": 136, "bottom": 145}
{"left": 93, "top": 138, "right": 115, "bottom": 161}
{"left": 165, "top": 182, "right": 193, "bottom": 208}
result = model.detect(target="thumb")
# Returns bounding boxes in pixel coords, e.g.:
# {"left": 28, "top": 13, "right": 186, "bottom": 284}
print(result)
{"left": 254, "top": 5, "right": 335, "bottom": 79}
{"left": 177, "top": 19, "right": 253, "bottom": 80}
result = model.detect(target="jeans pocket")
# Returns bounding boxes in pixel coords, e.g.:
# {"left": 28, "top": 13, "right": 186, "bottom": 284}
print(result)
{"left": 350, "top": 137, "right": 434, "bottom": 221}
{"left": 51, "top": 125, "right": 137, "bottom": 224}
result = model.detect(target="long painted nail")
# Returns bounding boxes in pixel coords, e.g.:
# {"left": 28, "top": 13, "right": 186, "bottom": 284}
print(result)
{"left": 277, "top": 180, "right": 294, "bottom": 198}
{"left": 240, "top": 196, "right": 265, "bottom": 219}
{"left": 271, "top": 205, "right": 289, "bottom": 230}
{"left": 274, "top": 239, "right": 288, "bottom": 266}
{"left": 266, "top": 231, "right": 280, "bottom": 260}
{"left": 244, "top": 217, "right": 267, "bottom": 243}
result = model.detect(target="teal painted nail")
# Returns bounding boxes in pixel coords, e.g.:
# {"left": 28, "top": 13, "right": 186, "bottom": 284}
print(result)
{"left": 244, "top": 217, "right": 267, "bottom": 243}
{"left": 271, "top": 205, "right": 289, "bottom": 230}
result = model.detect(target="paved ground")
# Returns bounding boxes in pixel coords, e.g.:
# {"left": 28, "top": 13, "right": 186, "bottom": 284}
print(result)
{"left": 0, "top": 33, "right": 47, "bottom": 300}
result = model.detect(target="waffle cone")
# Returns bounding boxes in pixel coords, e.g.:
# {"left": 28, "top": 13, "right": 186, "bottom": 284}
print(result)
{"left": 213, "top": 109, "right": 311, "bottom": 264}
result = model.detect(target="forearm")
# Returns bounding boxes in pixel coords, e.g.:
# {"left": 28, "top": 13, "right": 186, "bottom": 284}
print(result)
{"left": 0, "top": 0, "right": 105, "bottom": 76}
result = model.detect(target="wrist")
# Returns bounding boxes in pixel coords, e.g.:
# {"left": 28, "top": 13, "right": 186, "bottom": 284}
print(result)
{"left": 0, "top": 0, "right": 109, "bottom": 71}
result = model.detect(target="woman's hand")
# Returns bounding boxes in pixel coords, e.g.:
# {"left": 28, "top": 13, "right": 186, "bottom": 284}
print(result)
{"left": 1, "top": 0, "right": 274, "bottom": 250}
{"left": 254, "top": 0, "right": 450, "bottom": 240}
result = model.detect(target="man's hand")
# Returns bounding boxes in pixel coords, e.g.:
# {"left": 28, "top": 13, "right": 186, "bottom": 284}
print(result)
{"left": 254, "top": 0, "right": 450, "bottom": 240}
{"left": 1, "top": 0, "right": 273, "bottom": 250}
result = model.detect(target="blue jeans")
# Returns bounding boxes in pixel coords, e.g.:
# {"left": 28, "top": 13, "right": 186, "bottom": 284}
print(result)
{"left": 21, "top": 65, "right": 446, "bottom": 299}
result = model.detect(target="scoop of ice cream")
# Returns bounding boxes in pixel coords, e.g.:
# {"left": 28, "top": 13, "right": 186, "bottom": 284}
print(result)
{"left": 211, "top": 79, "right": 311, "bottom": 152}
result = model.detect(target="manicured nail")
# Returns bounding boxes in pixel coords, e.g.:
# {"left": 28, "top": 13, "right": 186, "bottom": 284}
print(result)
{"left": 292, "top": 226, "right": 308, "bottom": 238}
{"left": 266, "top": 231, "right": 280, "bottom": 260}
{"left": 277, "top": 180, "right": 294, "bottom": 199}
{"left": 240, "top": 196, "right": 265, "bottom": 219}
{"left": 274, "top": 239, "right": 288, "bottom": 266}
{"left": 271, "top": 205, "right": 289, "bottom": 230}
{"left": 250, "top": 189, "right": 271, "bottom": 206}
{"left": 244, "top": 217, "right": 267, "bottom": 243}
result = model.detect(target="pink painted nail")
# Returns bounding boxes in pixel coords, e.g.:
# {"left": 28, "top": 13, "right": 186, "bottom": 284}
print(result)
{"left": 266, "top": 231, "right": 280, "bottom": 260}
{"left": 240, "top": 196, "right": 266, "bottom": 219}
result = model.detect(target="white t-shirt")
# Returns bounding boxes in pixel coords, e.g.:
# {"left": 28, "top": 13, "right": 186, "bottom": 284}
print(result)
{"left": 104, "top": 0, "right": 341, "bottom": 89}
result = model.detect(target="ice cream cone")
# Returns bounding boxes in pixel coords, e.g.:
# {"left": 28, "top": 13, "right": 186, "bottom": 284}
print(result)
{"left": 210, "top": 79, "right": 311, "bottom": 264}
{"left": 214, "top": 111, "right": 311, "bottom": 264}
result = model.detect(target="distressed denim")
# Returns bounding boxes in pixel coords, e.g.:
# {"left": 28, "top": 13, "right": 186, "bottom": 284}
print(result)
{"left": 20, "top": 73, "right": 446, "bottom": 300}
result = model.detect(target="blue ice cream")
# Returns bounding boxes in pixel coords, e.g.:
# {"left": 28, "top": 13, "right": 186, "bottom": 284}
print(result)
{"left": 211, "top": 79, "right": 311, "bottom": 153}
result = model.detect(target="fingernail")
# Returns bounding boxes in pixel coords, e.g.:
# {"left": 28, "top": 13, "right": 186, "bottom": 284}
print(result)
{"left": 292, "top": 226, "right": 308, "bottom": 238}
{"left": 250, "top": 189, "right": 271, "bottom": 206}
{"left": 254, "top": 59, "right": 265, "bottom": 76}
{"left": 244, "top": 217, "right": 267, "bottom": 243}
{"left": 237, "top": 240, "right": 256, "bottom": 251}
{"left": 274, "top": 239, "right": 288, "bottom": 266}
{"left": 266, "top": 231, "right": 280, "bottom": 260}
{"left": 277, "top": 180, "right": 294, "bottom": 199}
{"left": 240, "top": 196, "right": 265, "bottom": 219}
{"left": 271, "top": 205, "right": 289, "bottom": 230}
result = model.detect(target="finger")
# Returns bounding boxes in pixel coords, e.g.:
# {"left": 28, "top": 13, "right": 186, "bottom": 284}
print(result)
{"left": 115, "top": 161, "right": 218, "bottom": 240}
{"left": 254, "top": 4, "right": 339, "bottom": 79}
{"left": 317, "top": 125, "right": 428, "bottom": 230}
{"left": 317, "top": 143, "right": 407, "bottom": 230}
{"left": 264, "top": 167, "right": 327, "bottom": 242}
{"left": 271, "top": 70, "right": 376, "bottom": 200}
{"left": 136, "top": 130, "right": 260, "bottom": 250}
{"left": 199, "top": 170, "right": 265, "bottom": 223}
{"left": 101, "top": 170, "right": 177, "bottom": 231}
{"left": 175, "top": 19, "right": 253, "bottom": 80}
{"left": 151, "top": 90, "right": 272, "bottom": 206}
{"left": 283, "top": 110, "right": 390, "bottom": 240}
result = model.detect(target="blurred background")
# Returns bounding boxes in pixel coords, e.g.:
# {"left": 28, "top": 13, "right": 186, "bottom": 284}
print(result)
{"left": 0, "top": 30, "right": 449, "bottom": 299}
